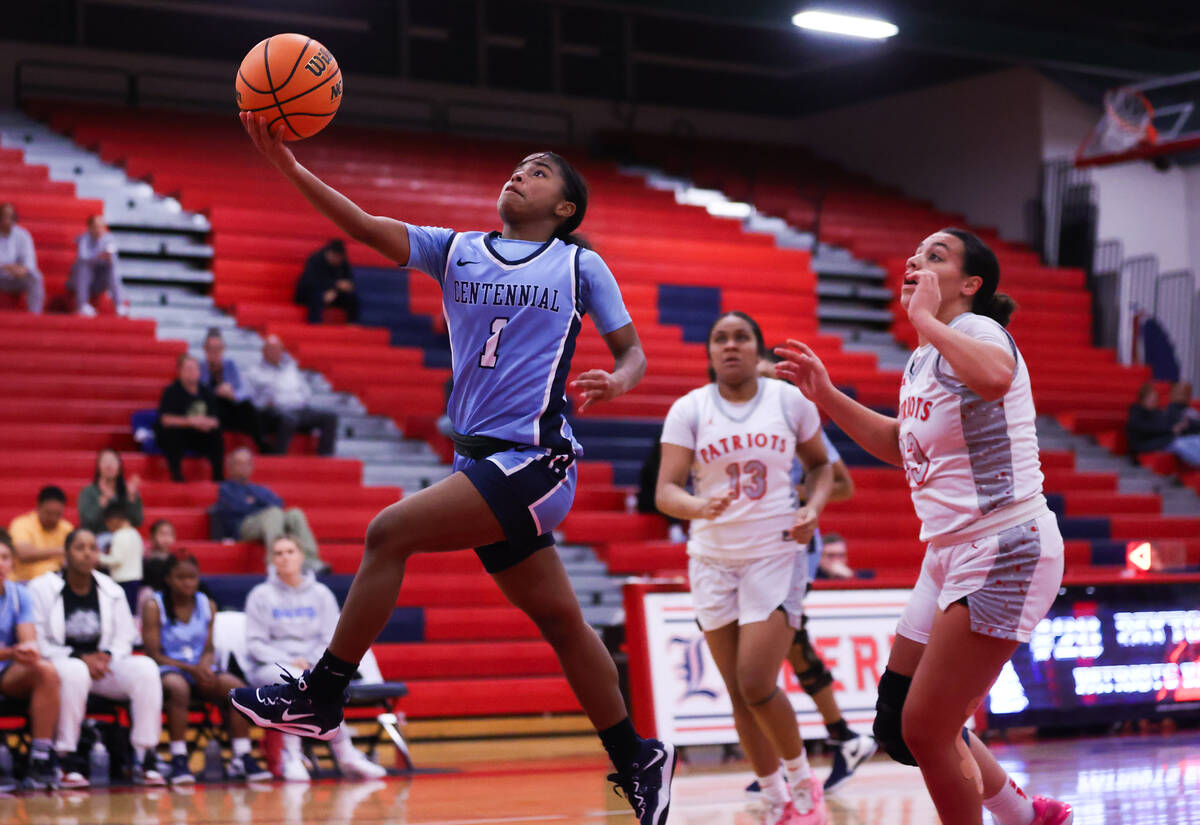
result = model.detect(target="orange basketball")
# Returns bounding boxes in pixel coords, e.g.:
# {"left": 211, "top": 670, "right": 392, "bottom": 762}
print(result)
{"left": 235, "top": 33, "right": 343, "bottom": 141}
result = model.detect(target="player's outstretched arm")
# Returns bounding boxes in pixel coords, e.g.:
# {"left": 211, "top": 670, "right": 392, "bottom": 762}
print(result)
{"left": 240, "top": 112, "right": 411, "bottom": 265}
{"left": 570, "top": 322, "right": 646, "bottom": 413}
{"left": 775, "top": 340, "right": 903, "bottom": 467}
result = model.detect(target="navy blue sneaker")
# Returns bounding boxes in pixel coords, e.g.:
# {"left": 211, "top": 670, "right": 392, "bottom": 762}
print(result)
{"left": 21, "top": 757, "right": 58, "bottom": 791}
{"left": 607, "top": 739, "right": 676, "bottom": 825}
{"left": 823, "top": 733, "right": 877, "bottom": 792}
{"left": 167, "top": 754, "right": 195, "bottom": 786}
{"left": 229, "top": 669, "right": 343, "bottom": 741}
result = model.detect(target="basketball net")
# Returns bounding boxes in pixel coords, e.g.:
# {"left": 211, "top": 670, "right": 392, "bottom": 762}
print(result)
{"left": 1093, "top": 88, "right": 1159, "bottom": 154}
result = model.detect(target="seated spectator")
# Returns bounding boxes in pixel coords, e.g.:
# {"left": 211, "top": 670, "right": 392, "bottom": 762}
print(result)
{"left": 98, "top": 502, "right": 144, "bottom": 609}
{"left": 815, "top": 533, "right": 855, "bottom": 580}
{"left": 0, "top": 530, "right": 63, "bottom": 791}
{"left": 248, "top": 335, "right": 338, "bottom": 456}
{"left": 29, "top": 529, "right": 166, "bottom": 786}
{"left": 8, "top": 485, "right": 73, "bottom": 581}
{"left": 200, "top": 328, "right": 269, "bottom": 453}
{"left": 242, "top": 537, "right": 385, "bottom": 781}
{"left": 214, "top": 447, "right": 326, "bottom": 572}
{"left": 1127, "top": 382, "right": 1200, "bottom": 468}
{"left": 295, "top": 239, "right": 358, "bottom": 324}
{"left": 140, "top": 519, "right": 177, "bottom": 602}
{"left": 77, "top": 448, "right": 144, "bottom": 534}
{"left": 141, "top": 553, "right": 271, "bottom": 785}
{"left": 1167, "top": 381, "right": 1200, "bottom": 436}
{"left": 0, "top": 202, "right": 44, "bottom": 313}
{"left": 68, "top": 215, "right": 123, "bottom": 317}
{"left": 157, "top": 353, "right": 224, "bottom": 482}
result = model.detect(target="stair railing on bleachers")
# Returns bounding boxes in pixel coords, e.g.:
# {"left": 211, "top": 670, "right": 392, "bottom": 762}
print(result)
{"left": 1106, "top": 251, "right": 1199, "bottom": 390}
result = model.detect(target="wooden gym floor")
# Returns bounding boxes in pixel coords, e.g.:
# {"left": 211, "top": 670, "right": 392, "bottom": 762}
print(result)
{"left": 3, "top": 729, "right": 1198, "bottom": 824}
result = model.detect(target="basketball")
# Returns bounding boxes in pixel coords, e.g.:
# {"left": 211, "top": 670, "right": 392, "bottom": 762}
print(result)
{"left": 235, "top": 33, "right": 342, "bottom": 140}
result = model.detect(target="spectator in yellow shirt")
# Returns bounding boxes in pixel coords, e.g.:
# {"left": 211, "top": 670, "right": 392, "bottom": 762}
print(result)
{"left": 8, "top": 486, "right": 73, "bottom": 581}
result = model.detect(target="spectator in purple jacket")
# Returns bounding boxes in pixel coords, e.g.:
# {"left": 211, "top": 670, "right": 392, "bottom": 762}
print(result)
{"left": 211, "top": 448, "right": 326, "bottom": 571}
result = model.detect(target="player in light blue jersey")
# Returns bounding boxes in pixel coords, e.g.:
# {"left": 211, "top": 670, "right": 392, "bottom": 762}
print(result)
{"left": 229, "top": 114, "right": 675, "bottom": 825}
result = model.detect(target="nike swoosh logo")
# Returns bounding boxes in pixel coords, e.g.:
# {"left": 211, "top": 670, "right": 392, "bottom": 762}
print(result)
{"left": 643, "top": 750, "right": 665, "bottom": 772}
{"left": 457, "top": 258, "right": 480, "bottom": 266}
{"left": 280, "top": 709, "right": 312, "bottom": 722}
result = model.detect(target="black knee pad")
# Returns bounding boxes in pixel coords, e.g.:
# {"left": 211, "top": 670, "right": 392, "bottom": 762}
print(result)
{"left": 873, "top": 668, "right": 919, "bottom": 767}
{"left": 792, "top": 626, "right": 834, "bottom": 696}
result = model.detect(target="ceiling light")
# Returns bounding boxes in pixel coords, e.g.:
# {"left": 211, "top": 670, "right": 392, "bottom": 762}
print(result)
{"left": 792, "top": 10, "right": 898, "bottom": 40}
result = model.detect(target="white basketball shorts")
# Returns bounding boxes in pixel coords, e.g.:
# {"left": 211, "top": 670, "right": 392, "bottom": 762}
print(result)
{"left": 688, "top": 544, "right": 808, "bottom": 632}
{"left": 896, "top": 510, "right": 1064, "bottom": 644}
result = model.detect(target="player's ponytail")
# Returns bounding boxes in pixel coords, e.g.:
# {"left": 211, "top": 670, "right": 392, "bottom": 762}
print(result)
{"left": 940, "top": 227, "right": 1016, "bottom": 327}
{"left": 544, "top": 152, "right": 592, "bottom": 250}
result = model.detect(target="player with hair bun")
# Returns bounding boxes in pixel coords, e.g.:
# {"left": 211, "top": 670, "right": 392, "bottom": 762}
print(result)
{"left": 774, "top": 229, "right": 1073, "bottom": 825}
{"left": 657, "top": 311, "right": 833, "bottom": 825}
{"left": 228, "top": 114, "right": 677, "bottom": 825}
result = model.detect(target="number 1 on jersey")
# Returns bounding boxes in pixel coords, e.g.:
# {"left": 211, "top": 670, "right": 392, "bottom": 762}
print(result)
{"left": 479, "top": 317, "right": 509, "bottom": 369}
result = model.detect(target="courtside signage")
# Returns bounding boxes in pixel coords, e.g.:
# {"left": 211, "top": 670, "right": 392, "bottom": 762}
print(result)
{"left": 628, "top": 583, "right": 910, "bottom": 745}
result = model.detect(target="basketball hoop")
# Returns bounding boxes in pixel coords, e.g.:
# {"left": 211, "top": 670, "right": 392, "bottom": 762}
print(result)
{"left": 1077, "top": 87, "right": 1158, "bottom": 164}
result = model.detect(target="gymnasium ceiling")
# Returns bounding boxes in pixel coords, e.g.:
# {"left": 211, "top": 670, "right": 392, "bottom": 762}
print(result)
{"left": 8, "top": 0, "right": 1200, "bottom": 117}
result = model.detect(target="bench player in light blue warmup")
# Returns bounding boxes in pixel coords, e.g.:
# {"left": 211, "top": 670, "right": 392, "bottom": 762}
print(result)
{"left": 228, "top": 113, "right": 675, "bottom": 825}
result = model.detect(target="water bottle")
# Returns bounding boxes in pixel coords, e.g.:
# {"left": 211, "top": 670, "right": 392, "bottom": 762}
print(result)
{"left": 0, "top": 742, "right": 14, "bottom": 780}
{"left": 202, "top": 738, "right": 225, "bottom": 782}
{"left": 89, "top": 739, "right": 110, "bottom": 787}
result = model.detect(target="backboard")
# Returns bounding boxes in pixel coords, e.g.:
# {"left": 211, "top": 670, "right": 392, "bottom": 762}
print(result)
{"left": 1075, "top": 70, "right": 1200, "bottom": 167}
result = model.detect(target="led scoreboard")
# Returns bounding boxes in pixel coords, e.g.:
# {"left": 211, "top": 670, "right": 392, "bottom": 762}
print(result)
{"left": 988, "top": 579, "right": 1200, "bottom": 727}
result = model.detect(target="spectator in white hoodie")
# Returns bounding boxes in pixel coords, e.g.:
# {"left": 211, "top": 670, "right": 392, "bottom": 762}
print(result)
{"left": 246, "top": 335, "right": 338, "bottom": 455}
{"left": 242, "top": 537, "right": 384, "bottom": 781}
{"left": 29, "top": 528, "right": 165, "bottom": 786}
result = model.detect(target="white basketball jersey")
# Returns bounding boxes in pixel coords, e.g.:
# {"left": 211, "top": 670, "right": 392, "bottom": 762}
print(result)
{"left": 661, "top": 377, "right": 821, "bottom": 560}
{"left": 898, "top": 313, "right": 1046, "bottom": 542}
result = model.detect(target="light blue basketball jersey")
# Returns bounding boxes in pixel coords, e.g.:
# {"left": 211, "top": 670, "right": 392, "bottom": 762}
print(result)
{"left": 406, "top": 225, "right": 632, "bottom": 454}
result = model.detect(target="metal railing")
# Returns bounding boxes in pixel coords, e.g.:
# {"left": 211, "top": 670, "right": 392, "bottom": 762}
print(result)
{"left": 1043, "top": 158, "right": 1199, "bottom": 393}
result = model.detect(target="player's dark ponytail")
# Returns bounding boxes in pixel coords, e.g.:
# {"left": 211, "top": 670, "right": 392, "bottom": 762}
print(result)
{"left": 940, "top": 227, "right": 1015, "bottom": 327}
{"left": 544, "top": 152, "right": 591, "bottom": 250}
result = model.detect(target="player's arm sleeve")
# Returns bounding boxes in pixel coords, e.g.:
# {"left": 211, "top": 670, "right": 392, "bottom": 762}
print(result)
{"left": 782, "top": 385, "right": 822, "bottom": 443}
{"left": 578, "top": 251, "right": 633, "bottom": 334}
{"left": 402, "top": 224, "right": 457, "bottom": 286}
{"left": 660, "top": 395, "right": 698, "bottom": 451}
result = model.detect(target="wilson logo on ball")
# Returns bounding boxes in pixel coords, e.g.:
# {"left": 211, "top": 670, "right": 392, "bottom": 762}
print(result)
{"left": 304, "top": 49, "right": 334, "bottom": 77}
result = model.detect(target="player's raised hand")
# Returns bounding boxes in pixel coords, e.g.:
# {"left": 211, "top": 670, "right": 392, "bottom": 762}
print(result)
{"left": 696, "top": 490, "right": 736, "bottom": 520}
{"left": 905, "top": 268, "right": 942, "bottom": 324}
{"left": 571, "top": 369, "right": 622, "bottom": 412}
{"left": 773, "top": 340, "right": 834, "bottom": 403}
{"left": 240, "top": 111, "right": 297, "bottom": 174}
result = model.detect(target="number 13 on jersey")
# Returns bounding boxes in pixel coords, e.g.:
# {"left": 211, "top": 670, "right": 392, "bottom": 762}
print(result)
{"left": 726, "top": 460, "right": 767, "bottom": 500}
{"left": 479, "top": 317, "right": 509, "bottom": 369}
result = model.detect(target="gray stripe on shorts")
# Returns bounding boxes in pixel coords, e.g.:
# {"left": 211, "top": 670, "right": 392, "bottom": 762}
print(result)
{"left": 933, "top": 358, "right": 1015, "bottom": 515}
{"left": 967, "top": 518, "right": 1043, "bottom": 640}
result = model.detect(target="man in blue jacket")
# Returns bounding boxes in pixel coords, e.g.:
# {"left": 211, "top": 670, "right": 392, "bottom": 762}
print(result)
{"left": 211, "top": 448, "right": 326, "bottom": 572}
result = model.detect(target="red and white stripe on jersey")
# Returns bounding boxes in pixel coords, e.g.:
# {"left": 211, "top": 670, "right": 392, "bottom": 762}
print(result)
{"left": 661, "top": 377, "right": 821, "bottom": 561}
{"left": 898, "top": 312, "right": 1046, "bottom": 543}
